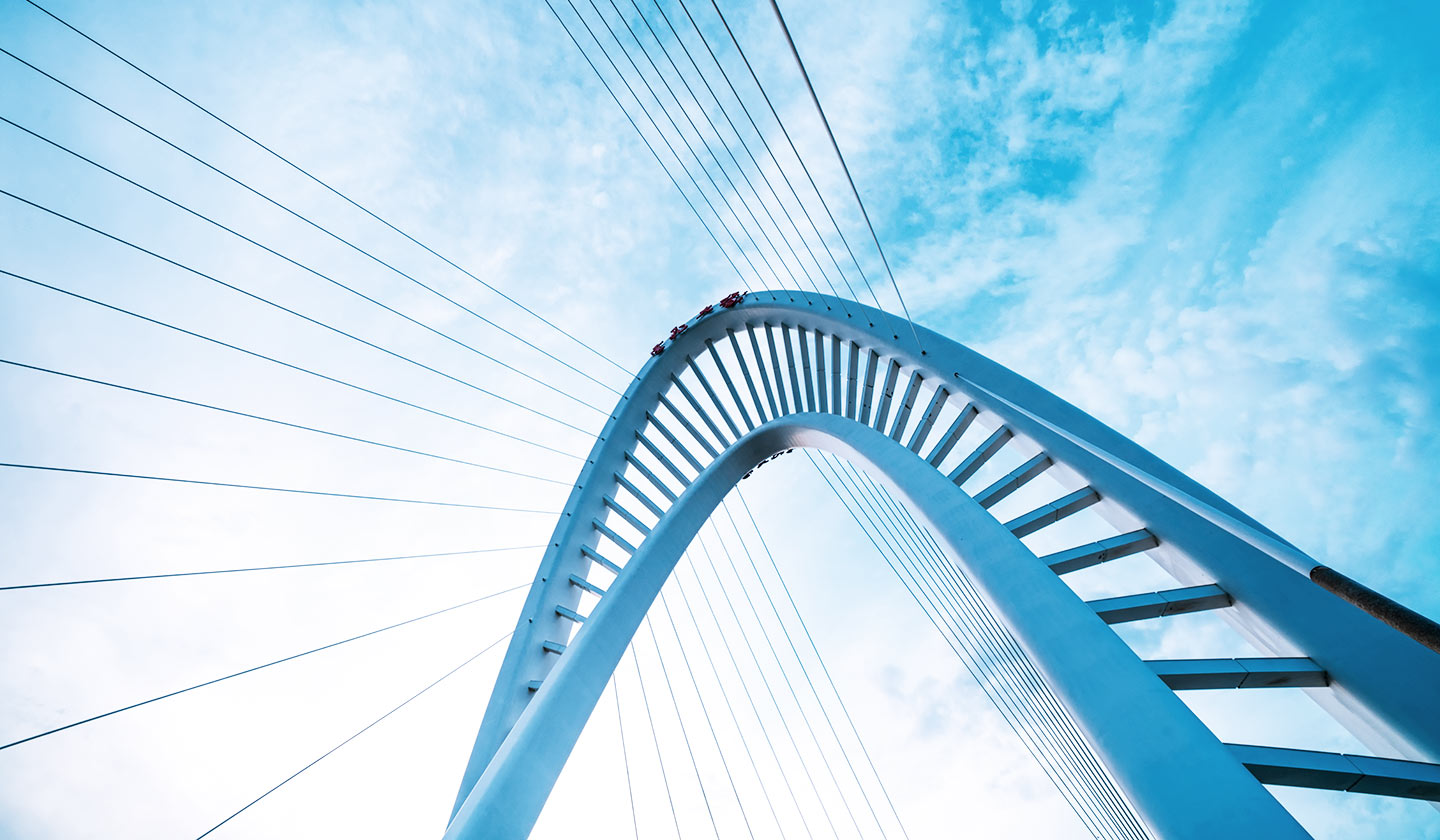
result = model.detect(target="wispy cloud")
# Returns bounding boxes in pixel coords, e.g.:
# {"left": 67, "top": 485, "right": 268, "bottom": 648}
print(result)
{"left": 2, "top": 0, "right": 1437, "bottom": 837}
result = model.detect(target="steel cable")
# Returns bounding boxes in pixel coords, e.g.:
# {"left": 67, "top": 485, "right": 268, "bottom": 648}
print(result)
{"left": 720, "top": 497, "right": 891, "bottom": 838}
{"left": 704, "top": 519, "right": 858, "bottom": 837}
{"left": 627, "top": 0, "right": 835, "bottom": 309}
{"left": 0, "top": 463, "right": 558, "bottom": 515}
{"left": 644, "top": 614, "right": 724, "bottom": 838}
{"left": 693, "top": 531, "right": 839, "bottom": 836}
{"left": 0, "top": 187, "right": 597, "bottom": 437}
{"left": 541, "top": 0, "right": 749, "bottom": 288}
{"left": 554, "top": 0, "right": 770, "bottom": 291}
{"left": 846, "top": 461, "right": 1146, "bottom": 838}
{"left": 0, "top": 38, "right": 627, "bottom": 396}
{"left": 0, "top": 114, "right": 612, "bottom": 417}
{"left": 849, "top": 464, "right": 1127, "bottom": 832}
{"left": 764, "top": 0, "right": 925, "bottom": 353}
{"left": 20, "top": 0, "right": 632, "bottom": 381}
{"left": 828, "top": 455, "right": 1145, "bottom": 839}
{"left": 828, "top": 455, "right": 1131, "bottom": 839}
{"left": 669, "top": 561, "right": 789, "bottom": 837}
{"left": 655, "top": 589, "right": 758, "bottom": 839}
{"left": 734, "top": 489, "right": 911, "bottom": 839}
{"left": 0, "top": 545, "right": 543, "bottom": 593}
{"left": 805, "top": 451, "right": 1118, "bottom": 839}
{"left": 684, "top": 540, "right": 819, "bottom": 839}
{"left": 840, "top": 461, "right": 1117, "bottom": 824}
{"left": 637, "top": 0, "right": 855, "bottom": 316}
{"left": 194, "top": 629, "right": 515, "bottom": 839}
{"left": 600, "top": 0, "right": 818, "bottom": 304}
{"left": 694, "top": 0, "right": 888, "bottom": 316}
{"left": 630, "top": 646, "right": 687, "bottom": 839}
{"left": 613, "top": 679, "right": 642, "bottom": 840}
{"left": 0, "top": 358, "right": 570, "bottom": 486}
{"left": 0, "top": 583, "right": 528, "bottom": 753}
{"left": 856, "top": 466, "right": 1150, "bottom": 838}
{"left": 665, "top": 0, "right": 870, "bottom": 314}
{"left": 1, "top": 269, "right": 582, "bottom": 460}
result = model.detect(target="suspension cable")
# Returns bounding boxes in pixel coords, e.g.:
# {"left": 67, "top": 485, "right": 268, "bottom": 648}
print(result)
{"left": 542, "top": 0, "right": 749, "bottom": 288}
{"left": 821, "top": 453, "right": 1142, "bottom": 839}
{"left": 692, "top": 531, "right": 835, "bottom": 836}
{"left": 0, "top": 359, "right": 569, "bottom": 486}
{"left": 0, "top": 583, "right": 527, "bottom": 752}
{"left": 669, "top": 560, "right": 788, "bottom": 836}
{"left": 636, "top": 0, "right": 855, "bottom": 315}
{"left": 656, "top": 589, "right": 758, "bottom": 839}
{"left": 847, "top": 459, "right": 1145, "bottom": 838}
{"left": 824, "top": 455, "right": 1125, "bottom": 839}
{"left": 683, "top": 542, "right": 818, "bottom": 839}
{"left": 612, "top": 679, "right": 642, "bottom": 840}
{"left": 734, "top": 489, "right": 911, "bottom": 839}
{"left": 764, "top": 0, "right": 925, "bottom": 354}
{"left": 194, "top": 629, "right": 515, "bottom": 839}
{"left": 854, "top": 464, "right": 1149, "bottom": 838}
{"left": 600, "top": 0, "right": 816, "bottom": 304}
{"left": 1, "top": 269, "right": 582, "bottom": 460}
{"left": 553, "top": 0, "right": 768, "bottom": 291}
{"left": 0, "top": 187, "right": 597, "bottom": 437}
{"left": 694, "top": 0, "right": 886, "bottom": 315}
{"left": 702, "top": 521, "right": 853, "bottom": 836}
{"left": 715, "top": 500, "right": 871, "bottom": 838}
{"left": 16, "top": 0, "right": 624, "bottom": 377}
{"left": 0, "top": 463, "right": 557, "bottom": 515}
{"left": 0, "top": 114, "right": 612, "bottom": 416}
{"left": 0, "top": 546, "right": 544, "bottom": 593}
{"left": 664, "top": 0, "right": 868, "bottom": 313}
{"left": 2, "top": 26, "right": 630, "bottom": 389}
{"left": 644, "top": 614, "right": 724, "bottom": 838}
{"left": 805, "top": 451, "right": 1117, "bottom": 839}
{"left": 630, "top": 646, "right": 687, "bottom": 838}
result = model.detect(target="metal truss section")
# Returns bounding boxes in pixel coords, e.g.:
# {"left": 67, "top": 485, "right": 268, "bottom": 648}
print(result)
{"left": 1230, "top": 745, "right": 1440, "bottom": 802}
{"left": 1088, "top": 584, "right": 1232, "bottom": 624}
{"left": 444, "top": 292, "right": 1440, "bottom": 840}
{"left": 1147, "top": 657, "right": 1329, "bottom": 690}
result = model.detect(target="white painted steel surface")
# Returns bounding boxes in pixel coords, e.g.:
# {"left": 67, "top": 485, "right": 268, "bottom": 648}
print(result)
{"left": 443, "top": 291, "right": 1440, "bottom": 839}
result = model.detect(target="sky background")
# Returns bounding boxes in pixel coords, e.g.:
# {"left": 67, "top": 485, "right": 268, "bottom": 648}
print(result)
{"left": 1, "top": 0, "right": 1438, "bottom": 838}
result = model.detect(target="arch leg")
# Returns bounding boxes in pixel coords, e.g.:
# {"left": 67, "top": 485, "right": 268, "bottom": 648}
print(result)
{"left": 444, "top": 416, "right": 1308, "bottom": 839}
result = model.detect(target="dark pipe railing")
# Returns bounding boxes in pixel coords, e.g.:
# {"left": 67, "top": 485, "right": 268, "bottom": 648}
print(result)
{"left": 1311, "top": 565, "right": 1440, "bottom": 655}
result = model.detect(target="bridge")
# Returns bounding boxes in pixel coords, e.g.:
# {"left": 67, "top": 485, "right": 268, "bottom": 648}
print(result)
{"left": 2, "top": 0, "right": 1438, "bottom": 838}
{"left": 443, "top": 289, "right": 1440, "bottom": 838}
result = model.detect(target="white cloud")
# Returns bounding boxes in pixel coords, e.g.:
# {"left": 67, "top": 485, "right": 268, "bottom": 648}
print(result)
{"left": 3, "top": 0, "right": 1438, "bottom": 838}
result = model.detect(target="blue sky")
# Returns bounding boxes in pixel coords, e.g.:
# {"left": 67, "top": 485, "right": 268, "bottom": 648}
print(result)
{"left": 1, "top": 0, "right": 1438, "bottom": 837}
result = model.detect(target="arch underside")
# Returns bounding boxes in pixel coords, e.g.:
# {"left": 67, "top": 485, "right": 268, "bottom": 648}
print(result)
{"left": 443, "top": 292, "right": 1440, "bottom": 839}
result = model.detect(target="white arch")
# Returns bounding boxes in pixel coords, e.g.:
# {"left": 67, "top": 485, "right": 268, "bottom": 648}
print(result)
{"left": 443, "top": 292, "right": 1440, "bottom": 839}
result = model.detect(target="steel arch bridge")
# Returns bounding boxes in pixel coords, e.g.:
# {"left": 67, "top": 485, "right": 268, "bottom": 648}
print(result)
{"left": 6, "top": 1, "right": 1439, "bottom": 837}
{"left": 442, "top": 290, "right": 1440, "bottom": 839}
